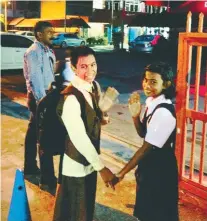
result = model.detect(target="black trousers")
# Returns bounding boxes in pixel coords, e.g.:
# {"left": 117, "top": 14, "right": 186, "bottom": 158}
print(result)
{"left": 39, "top": 152, "right": 63, "bottom": 185}
{"left": 24, "top": 92, "right": 63, "bottom": 185}
{"left": 24, "top": 92, "right": 38, "bottom": 173}
{"left": 53, "top": 172, "right": 97, "bottom": 221}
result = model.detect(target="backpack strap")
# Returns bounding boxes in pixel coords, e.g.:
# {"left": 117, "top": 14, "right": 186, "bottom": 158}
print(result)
{"left": 146, "top": 103, "right": 176, "bottom": 150}
{"left": 147, "top": 103, "right": 176, "bottom": 124}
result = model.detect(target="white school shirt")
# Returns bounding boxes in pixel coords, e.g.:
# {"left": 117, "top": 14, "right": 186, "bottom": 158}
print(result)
{"left": 142, "top": 94, "right": 176, "bottom": 148}
{"left": 62, "top": 58, "right": 75, "bottom": 86}
{"left": 61, "top": 76, "right": 105, "bottom": 177}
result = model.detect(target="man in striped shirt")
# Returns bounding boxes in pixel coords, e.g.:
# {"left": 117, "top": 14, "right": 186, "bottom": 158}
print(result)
{"left": 23, "top": 21, "right": 56, "bottom": 189}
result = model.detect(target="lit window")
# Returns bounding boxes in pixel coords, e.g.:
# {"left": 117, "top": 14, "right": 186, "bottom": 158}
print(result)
{"left": 114, "top": 2, "right": 119, "bottom": 11}
{"left": 126, "top": 4, "right": 130, "bottom": 12}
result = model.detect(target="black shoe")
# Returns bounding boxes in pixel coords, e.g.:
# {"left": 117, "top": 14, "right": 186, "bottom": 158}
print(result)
{"left": 23, "top": 166, "right": 40, "bottom": 186}
{"left": 24, "top": 175, "right": 40, "bottom": 185}
{"left": 39, "top": 183, "right": 57, "bottom": 196}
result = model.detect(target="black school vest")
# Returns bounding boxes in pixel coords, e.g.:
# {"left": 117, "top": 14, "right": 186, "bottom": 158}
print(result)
{"left": 143, "top": 102, "right": 176, "bottom": 149}
{"left": 137, "top": 103, "right": 177, "bottom": 172}
{"left": 57, "top": 82, "right": 102, "bottom": 166}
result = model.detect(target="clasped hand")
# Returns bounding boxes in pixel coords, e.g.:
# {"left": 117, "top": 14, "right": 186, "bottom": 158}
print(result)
{"left": 99, "top": 167, "right": 124, "bottom": 190}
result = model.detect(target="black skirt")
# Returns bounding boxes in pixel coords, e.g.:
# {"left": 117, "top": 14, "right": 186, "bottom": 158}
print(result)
{"left": 133, "top": 148, "right": 179, "bottom": 221}
{"left": 53, "top": 172, "right": 97, "bottom": 221}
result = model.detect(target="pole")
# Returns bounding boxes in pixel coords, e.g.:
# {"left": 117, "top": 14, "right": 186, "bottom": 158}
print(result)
{"left": 167, "top": 0, "right": 170, "bottom": 12}
{"left": 121, "top": 0, "right": 125, "bottom": 49}
{"left": 64, "top": 0, "right": 67, "bottom": 32}
{"left": 11, "top": 0, "right": 14, "bottom": 18}
{"left": 4, "top": 1, "right": 7, "bottom": 32}
{"left": 111, "top": 0, "right": 113, "bottom": 44}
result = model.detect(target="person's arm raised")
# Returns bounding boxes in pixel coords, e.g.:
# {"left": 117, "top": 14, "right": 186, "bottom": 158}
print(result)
{"left": 128, "top": 92, "right": 145, "bottom": 138}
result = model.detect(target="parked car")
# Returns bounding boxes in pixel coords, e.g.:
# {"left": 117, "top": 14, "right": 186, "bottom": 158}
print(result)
{"left": 52, "top": 33, "right": 86, "bottom": 48}
{"left": 16, "top": 31, "right": 36, "bottom": 41}
{"left": 1, "top": 32, "right": 33, "bottom": 70}
{"left": 128, "top": 35, "right": 160, "bottom": 53}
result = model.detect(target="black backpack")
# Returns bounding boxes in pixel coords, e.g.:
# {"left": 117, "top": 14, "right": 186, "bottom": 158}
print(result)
{"left": 36, "top": 80, "right": 100, "bottom": 156}
{"left": 36, "top": 80, "right": 67, "bottom": 155}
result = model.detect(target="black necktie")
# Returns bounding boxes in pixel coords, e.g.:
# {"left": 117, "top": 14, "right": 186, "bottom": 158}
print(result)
{"left": 89, "top": 91, "right": 98, "bottom": 111}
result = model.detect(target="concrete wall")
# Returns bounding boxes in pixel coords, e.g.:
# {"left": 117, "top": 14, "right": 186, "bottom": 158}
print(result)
{"left": 87, "top": 22, "right": 105, "bottom": 38}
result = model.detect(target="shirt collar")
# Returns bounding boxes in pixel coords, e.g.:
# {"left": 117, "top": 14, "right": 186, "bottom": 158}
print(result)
{"left": 34, "top": 40, "right": 50, "bottom": 52}
{"left": 71, "top": 75, "right": 93, "bottom": 93}
{"left": 65, "top": 57, "right": 71, "bottom": 62}
{"left": 145, "top": 94, "right": 172, "bottom": 115}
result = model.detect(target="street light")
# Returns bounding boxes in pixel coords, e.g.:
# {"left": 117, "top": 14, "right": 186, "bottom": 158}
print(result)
{"left": 64, "top": 0, "right": 67, "bottom": 32}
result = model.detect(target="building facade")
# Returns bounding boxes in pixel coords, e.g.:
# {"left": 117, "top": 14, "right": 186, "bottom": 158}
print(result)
{"left": 104, "top": 0, "right": 168, "bottom": 13}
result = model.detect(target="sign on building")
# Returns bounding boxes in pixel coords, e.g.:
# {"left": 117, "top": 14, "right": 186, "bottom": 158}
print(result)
{"left": 0, "top": 14, "right": 5, "bottom": 24}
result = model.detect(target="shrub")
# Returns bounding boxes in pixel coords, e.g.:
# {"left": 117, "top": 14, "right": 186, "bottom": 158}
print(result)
{"left": 103, "top": 37, "right": 108, "bottom": 45}
{"left": 97, "top": 37, "right": 105, "bottom": 45}
{"left": 87, "top": 37, "right": 108, "bottom": 45}
{"left": 86, "top": 37, "right": 96, "bottom": 45}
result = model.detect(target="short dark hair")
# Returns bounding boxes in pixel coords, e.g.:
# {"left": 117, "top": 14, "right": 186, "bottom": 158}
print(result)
{"left": 34, "top": 21, "right": 53, "bottom": 39}
{"left": 70, "top": 46, "right": 95, "bottom": 68}
{"left": 143, "top": 62, "right": 176, "bottom": 99}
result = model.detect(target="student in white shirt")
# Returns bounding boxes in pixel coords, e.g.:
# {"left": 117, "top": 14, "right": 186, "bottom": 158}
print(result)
{"left": 55, "top": 46, "right": 75, "bottom": 89}
{"left": 53, "top": 46, "right": 116, "bottom": 221}
{"left": 62, "top": 46, "right": 75, "bottom": 85}
{"left": 114, "top": 62, "right": 179, "bottom": 221}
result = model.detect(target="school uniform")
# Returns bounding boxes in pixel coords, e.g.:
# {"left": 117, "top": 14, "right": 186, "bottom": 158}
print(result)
{"left": 134, "top": 94, "right": 179, "bottom": 221}
{"left": 53, "top": 76, "right": 104, "bottom": 221}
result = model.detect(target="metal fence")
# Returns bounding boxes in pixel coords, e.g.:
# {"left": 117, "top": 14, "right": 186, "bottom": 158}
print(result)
{"left": 175, "top": 12, "right": 207, "bottom": 210}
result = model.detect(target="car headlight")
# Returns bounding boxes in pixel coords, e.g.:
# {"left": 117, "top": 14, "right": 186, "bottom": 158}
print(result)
{"left": 145, "top": 43, "right": 151, "bottom": 47}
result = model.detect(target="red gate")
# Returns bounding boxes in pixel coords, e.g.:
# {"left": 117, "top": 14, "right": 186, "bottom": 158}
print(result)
{"left": 176, "top": 12, "right": 207, "bottom": 210}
